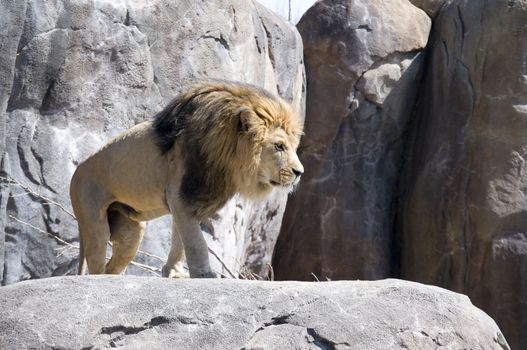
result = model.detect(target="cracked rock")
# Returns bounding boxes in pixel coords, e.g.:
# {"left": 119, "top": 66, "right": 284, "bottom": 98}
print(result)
{"left": 0, "top": 277, "right": 509, "bottom": 349}
{"left": 398, "top": 1, "right": 527, "bottom": 349}
{"left": 274, "top": 0, "right": 431, "bottom": 281}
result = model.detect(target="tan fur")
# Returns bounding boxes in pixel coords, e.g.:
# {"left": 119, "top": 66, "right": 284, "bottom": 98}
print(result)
{"left": 70, "top": 81, "right": 303, "bottom": 278}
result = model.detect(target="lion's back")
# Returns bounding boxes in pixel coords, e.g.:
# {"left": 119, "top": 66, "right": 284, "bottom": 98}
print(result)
{"left": 71, "top": 121, "right": 174, "bottom": 212}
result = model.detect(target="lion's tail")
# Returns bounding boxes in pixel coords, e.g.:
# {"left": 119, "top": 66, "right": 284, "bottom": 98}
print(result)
{"left": 78, "top": 235, "right": 87, "bottom": 275}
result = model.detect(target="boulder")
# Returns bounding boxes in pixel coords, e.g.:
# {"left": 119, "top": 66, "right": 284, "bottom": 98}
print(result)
{"left": 273, "top": 0, "right": 430, "bottom": 280}
{"left": 0, "top": 276, "right": 510, "bottom": 349}
{"left": 398, "top": 0, "right": 527, "bottom": 348}
{"left": 0, "top": 0, "right": 304, "bottom": 284}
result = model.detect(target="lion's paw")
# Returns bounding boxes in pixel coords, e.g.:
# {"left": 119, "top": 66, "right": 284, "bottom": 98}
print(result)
{"left": 162, "top": 265, "right": 190, "bottom": 279}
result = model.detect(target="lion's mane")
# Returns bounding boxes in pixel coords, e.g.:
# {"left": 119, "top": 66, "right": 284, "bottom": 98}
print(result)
{"left": 153, "top": 81, "right": 302, "bottom": 219}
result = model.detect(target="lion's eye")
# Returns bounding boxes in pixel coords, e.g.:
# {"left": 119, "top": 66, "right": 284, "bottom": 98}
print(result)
{"left": 275, "top": 143, "right": 285, "bottom": 152}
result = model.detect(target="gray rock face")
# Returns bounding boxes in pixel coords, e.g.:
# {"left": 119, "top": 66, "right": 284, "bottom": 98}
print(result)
{"left": 0, "top": 0, "right": 304, "bottom": 284}
{"left": 273, "top": 0, "right": 430, "bottom": 280}
{"left": 0, "top": 0, "right": 28, "bottom": 287}
{"left": 398, "top": 1, "right": 527, "bottom": 349}
{"left": 0, "top": 276, "right": 510, "bottom": 349}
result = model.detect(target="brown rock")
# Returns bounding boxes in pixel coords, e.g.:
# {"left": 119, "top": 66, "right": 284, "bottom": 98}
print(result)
{"left": 273, "top": 0, "right": 431, "bottom": 280}
{"left": 398, "top": 1, "right": 527, "bottom": 348}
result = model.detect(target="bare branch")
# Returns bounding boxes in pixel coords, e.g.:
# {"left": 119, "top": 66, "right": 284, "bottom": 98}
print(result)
{"left": 9, "top": 215, "right": 77, "bottom": 248}
{"left": 311, "top": 272, "right": 320, "bottom": 282}
{"left": 1, "top": 175, "right": 75, "bottom": 219}
{"left": 8, "top": 214, "right": 161, "bottom": 276}
{"left": 208, "top": 247, "right": 237, "bottom": 279}
{"left": 129, "top": 261, "right": 161, "bottom": 275}
{"left": 134, "top": 249, "right": 166, "bottom": 263}
{"left": 267, "top": 262, "right": 274, "bottom": 281}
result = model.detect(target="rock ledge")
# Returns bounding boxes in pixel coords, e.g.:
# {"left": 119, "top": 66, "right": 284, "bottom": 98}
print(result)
{"left": 0, "top": 277, "right": 509, "bottom": 349}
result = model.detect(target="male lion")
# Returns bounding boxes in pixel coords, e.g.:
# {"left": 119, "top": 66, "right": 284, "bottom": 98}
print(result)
{"left": 70, "top": 81, "right": 304, "bottom": 278}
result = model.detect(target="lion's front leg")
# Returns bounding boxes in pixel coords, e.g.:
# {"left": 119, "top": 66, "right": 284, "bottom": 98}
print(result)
{"left": 167, "top": 204, "right": 217, "bottom": 278}
{"left": 162, "top": 224, "right": 189, "bottom": 278}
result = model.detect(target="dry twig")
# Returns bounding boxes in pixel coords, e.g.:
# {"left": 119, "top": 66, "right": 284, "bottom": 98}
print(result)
{"left": 311, "top": 272, "right": 320, "bottom": 282}
{"left": 267, "top": 262, "right": 275, "bottom": 281}
{"left": 9, "top": 214, "right": 77, "bottom": 248}
{"left": 1, "top": 175, "right": 75, "bottom": 219}
{"left": 208, "top": 247, "right": 237, "bottom": 279}
{"left": 9, "top": 215, "right": 160, "bottom": 276}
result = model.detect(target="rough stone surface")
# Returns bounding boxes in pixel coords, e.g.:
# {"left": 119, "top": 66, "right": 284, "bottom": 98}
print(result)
{"left": 398, "top": 1, "right": 527, "bottom": 349}
{"left": 0, "top": 0, "right": 29, "bottom": 289}
{"left": 273, "top": 0, "right": 431, "bottom": 280}
{"left": 409, "top": 0, "right": 451, "bottom": 17}
{"left": 0, "top": 276, "right": 510, "bottom": 350}
{"left": 0, "top": 0, "right": 304, "bottom": 284}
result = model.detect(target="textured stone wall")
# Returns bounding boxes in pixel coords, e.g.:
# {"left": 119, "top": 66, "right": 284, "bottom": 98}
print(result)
{"left": 272, "top": 0, "right": 525, "bottom": 346}
{"left": 274, "top": 0, "right": 431, "bottom": 280}
{"left": 398, "top": 1, "right": 527, "bottom": 348}
{"left": 0, "top": 0, "right": 305, "bottom": 283}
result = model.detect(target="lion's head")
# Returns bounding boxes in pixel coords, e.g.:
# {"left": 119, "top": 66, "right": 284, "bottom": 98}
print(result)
{"left": 221, "top": 85, "right": 304, "bottom": 198}
{"left": 231, "top": 89, "right": 304, "bottom": 199}
{"left": 153, "top": 81, "right": 304, "bottom": 218}
{"left": 258, "top": 126, "right": 304, "bottom": 188}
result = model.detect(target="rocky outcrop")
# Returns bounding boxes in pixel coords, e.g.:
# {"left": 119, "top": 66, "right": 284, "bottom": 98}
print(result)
{"left": 0, "top": 276, "right": 510, "bottom": 349}
{"left": 398, "top": 1, "right": 527, "bottom": 349}
{"left": 0, "top": 0, "right": 304, "bottom": 284}
{"left": 273, "top": 0, "right": 431, "bottom": 280}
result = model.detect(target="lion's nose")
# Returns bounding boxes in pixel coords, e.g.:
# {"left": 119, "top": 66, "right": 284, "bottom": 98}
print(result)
{"left": 293, "top": 168, "right": 303, "bottom": 177}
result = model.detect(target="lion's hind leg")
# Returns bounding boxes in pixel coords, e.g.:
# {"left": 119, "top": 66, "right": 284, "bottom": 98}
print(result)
{"left": 72, "top": 189, "right": 112, "bottom": 275}
{"left": 105, "top": 209, "right": 146, "bottom": 274}
{"left": 76, "top": 217, "right": 111, "bottom": 275}
{"left": 71, "top": 171, "right": 123, "bottom": 275}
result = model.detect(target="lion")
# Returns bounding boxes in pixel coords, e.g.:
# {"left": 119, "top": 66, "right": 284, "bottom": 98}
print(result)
{"left": 70, "top": 81, "right": 304, "bottom": 278}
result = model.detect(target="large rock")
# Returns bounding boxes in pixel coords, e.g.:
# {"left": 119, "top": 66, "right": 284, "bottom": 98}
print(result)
{"left": 0, "top": 0, "right": 304, "bottom": 284}
{"left": 0, "top": 276, "right": 510, "bottom": 349}
{"left": 273, "top": 0, "right": 430, "bottom": 280}
{"left": 398, "top": 1, "right": 527, "bottom": 348}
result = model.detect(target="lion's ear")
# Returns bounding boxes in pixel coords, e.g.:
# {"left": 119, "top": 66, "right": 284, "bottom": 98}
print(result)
{"left": 238, "top": 107, "right": 261, "bottom": 133}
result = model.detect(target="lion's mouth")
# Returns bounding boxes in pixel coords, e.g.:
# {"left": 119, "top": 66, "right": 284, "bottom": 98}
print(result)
{"left": 270, "top": 179, "right": 297, "bottom": 188}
